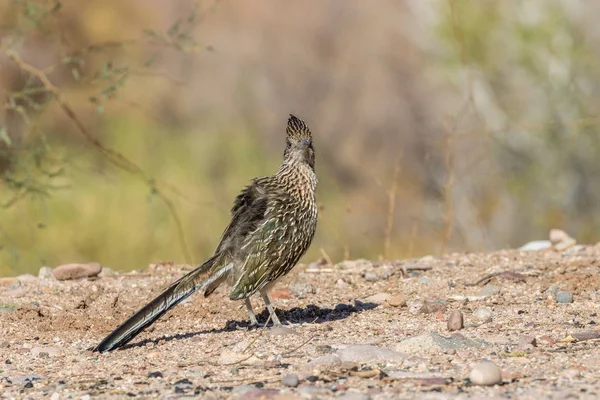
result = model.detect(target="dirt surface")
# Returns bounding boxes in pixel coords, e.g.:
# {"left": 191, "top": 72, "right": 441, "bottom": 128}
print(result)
{"left": 2, "top": 243, "right": 600, "bottom": 399}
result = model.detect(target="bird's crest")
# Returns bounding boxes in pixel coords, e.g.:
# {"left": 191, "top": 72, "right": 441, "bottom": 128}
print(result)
{"left": 286, "top": 114, "right": 312, "bottom": 140}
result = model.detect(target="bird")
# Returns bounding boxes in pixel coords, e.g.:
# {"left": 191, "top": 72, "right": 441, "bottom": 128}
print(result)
{"left": 93, "top": 114, "right": 318, "bottom": 352}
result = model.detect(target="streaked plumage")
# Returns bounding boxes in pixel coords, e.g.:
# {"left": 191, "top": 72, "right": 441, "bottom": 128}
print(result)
{"left": 94, "top": 114, "right": 318, "bottom": 352}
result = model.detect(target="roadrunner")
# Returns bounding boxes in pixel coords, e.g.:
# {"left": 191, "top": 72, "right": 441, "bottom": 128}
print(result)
{"left": 94, "top": 114, "right": 318, "bottom": 352}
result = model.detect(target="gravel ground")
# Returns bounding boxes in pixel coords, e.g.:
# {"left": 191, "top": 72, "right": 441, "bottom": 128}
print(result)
{"left": 1, "top": 242, "right": 600, "bottom": 399}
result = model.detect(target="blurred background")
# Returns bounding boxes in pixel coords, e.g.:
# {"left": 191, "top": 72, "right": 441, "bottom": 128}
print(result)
{"left": 1, "top": 0, "right": 598, "bottom": 276}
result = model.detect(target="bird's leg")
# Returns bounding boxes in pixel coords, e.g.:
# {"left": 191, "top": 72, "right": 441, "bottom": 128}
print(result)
{"left": 245, "top": 298, "right": 259, "bottom": 326}
{"left": 260, "top": 290, "right": 282, "bottom": 326}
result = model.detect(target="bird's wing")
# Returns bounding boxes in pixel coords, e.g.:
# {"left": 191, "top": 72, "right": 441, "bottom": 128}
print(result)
{"left": 228, "top": 194, "right": 293, "bottom": 300}
{"left": 214, "top": 179, "right": 270, "bottom": 255}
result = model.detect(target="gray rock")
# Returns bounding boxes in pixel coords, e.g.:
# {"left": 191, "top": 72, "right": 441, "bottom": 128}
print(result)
{"left": 364, "top": 272, "right": 379, "bottom": 282}
{"left": 479, "top": 284, "right": 500, "bottom": 297}
{"left": 447, "top": 310, "right": 464, "bottom": 331}
{"left": 231, "top": 385, "right": 254, "bottom": 394}
{"left": 338, "top": 392, "right": 370, "bottom": 400}
{"left": 282, "top": 373, "right": 299, "bottom": 387}
{"left": 336, "top": 344, "right": 408, "bottom": 363}
{"left": 544, "top": 285, "right": 560, "bottom": 296}
{"left": 52, "top": 263, "right": 102, "bottom": 280}
{"left": 98, "top": 267, "right": 115, "bottom": 277}
{"left": 473, "top": 307, "right": 493, "bottom": 322}
{"left": 395, "top": 332, "right": 490, "bottom": 354}
{"left": 519, "top": 240, "right": 552, "bottom": 251}
{"left": 469, "top": 360, "right": 502, "bottom": 386}
{"left": 305, "top": 354, "right": 341, "bottom": 371}
{"left": 38, "top": 267, "right": 55, "bottom": 280}
{"left": 556, "top": 291, "right": 573, "bottom": 304}
{"left": 363, "top": 293, "right": 390, "bottom": 304}
{"left": 16, "top": 274, "right": 37, "bottom": 282}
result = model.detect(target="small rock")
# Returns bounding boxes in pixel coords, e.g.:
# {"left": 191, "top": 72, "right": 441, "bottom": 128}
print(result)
{"left": 38, "top": 267, "right": 55, "bottom": 280}
{"left": 571, "top": 331, "right": 600, "bottom": 342}
{"left": 336, "top": 279, "right": 349, "bottom": 288}
{"left": 17, "top": 274, "right": 37, "bottom": 282}
{"left": 52, "top": 263, "right": 102, "bottom": 281}
{"left": 518, "top": 335, "right": 537, "bottom": 349}
{"left": 550, "top": 229, "right": 576, "bottom": 251}
{"left": 364, "top": 272, "right": 379, "bottom": 282}
{"left": 479, "top": 284, "right": 500, "bottom": 297}
{"left": 338, "top": 392, "right": 370, "bottom": 400}
{"left": 289, "top": 280, "right": 315, "bottom": 299}
{"left": 420, "top": 301, "right": 447, "bottom": 314}
{"left": 0, "top": 277, "right": 19, "bottom": 286}
{"left": 147, "top": 371, "right": 163, "bottom": 378}
{"left": 469, "top": 360, "right": 502, "bottom": 386}
{"left": 364, "top": 293, "right": 390, "bottom": 304}
{"left": 544, "top": 285, "right": 560, "bottom": 296}
{"left": 387, "top": 295, "right": 406, "bottom": 308}
{"left": 447, "top": 310, "right": 464, "bottom": 331}
{"left": 473, "top": 307, "right": 493, "bottom": 322}
{"left": 231, "top": 385, "right": 254, "bottom": 394}
{"left": 408, "top": 300, "right": 424, "bottom": 315}
{"left": 556, "top": 291, "right": 573, "bottom": 304}
{"left": 305, "top": 354, "right": 341, "bottom": 371}
{"left": 98, "top": 267, "right": 115, "bottom": 277}
{"left": 519, "top": 240, "right": 552, "bottom": 251}
{"left": 336, "top": 344, "right": 407, "bottom": 363}
{"left": 282, "top": 373, "right": 299, "bottom": 387}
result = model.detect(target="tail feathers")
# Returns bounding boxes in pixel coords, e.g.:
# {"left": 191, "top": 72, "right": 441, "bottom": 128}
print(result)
{"left": 94, "top": 255, "right": 232, "bottom": 353}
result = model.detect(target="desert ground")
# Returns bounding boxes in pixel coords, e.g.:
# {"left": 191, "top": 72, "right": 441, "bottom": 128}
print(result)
{"left": 1, "top": 239, "right": 599, "bottom": 399}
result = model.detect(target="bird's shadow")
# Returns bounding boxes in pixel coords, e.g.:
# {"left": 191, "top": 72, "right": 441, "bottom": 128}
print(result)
{"left": 117, "top": 300, "right": 378, "bottom": 351}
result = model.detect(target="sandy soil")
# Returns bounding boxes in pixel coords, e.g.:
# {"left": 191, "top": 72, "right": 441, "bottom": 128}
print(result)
{"left": 1, "top": 243, "right": 600, "bottom": 399}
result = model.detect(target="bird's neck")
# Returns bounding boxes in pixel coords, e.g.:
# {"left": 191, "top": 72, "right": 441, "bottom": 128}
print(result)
{"left": 276, "top": 161, "right": 318, "bottom": 195}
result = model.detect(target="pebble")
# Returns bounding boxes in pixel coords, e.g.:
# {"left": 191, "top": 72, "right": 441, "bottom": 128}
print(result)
{"left": 38, "top": 267, "right": 55, "bottom": 280}
{"left": 336, "top": 279, "right": 349, "bottom": 288}
{"left": 305, "top": 354, "right": 341, "bottom": 371}
{"left": 518, "top": 335, "right": 537, "bottom": 349}
{"left": 364, "top": 272, "right": 379, "bottom": 282}
{"left": 282, "top": 373, "right": 299, "bottom": 387}
{"left": 519, "top": 240, "right": 552, "bottom": 251}
{"left": 0, "top": 277, "right": 19, "bottom": 286}
{"left": 338, "top": 392, "right": 371, "bottom": 400}
{"left": 16, "top": 274, "right": 37, "bottom": 282}
{"left": 387, "top": 295, "right": 406, "bottom": 308}
{"left": 98, "top": 267, "right": 116, "bottom": 277}
{"left": 473, "top": 307, "right": 493, "bottom": 322}
{"left": 479, "top": 284, "right": 500, "bottom": 297}
{"left": 556, "top": 291, "right": 574, "bottom": 304}
{"left": 469, "top": 360, "right": 502, "bottom": 386}
{"left": 364, "top": 293, "right": 390, "bottom": 304}
{"left": 447, "top": 310, "right": 464, "bottom": 331}
{"left": 268, "top": 326, "right": 297, "bottom": 336}
{"left": 420, "top": 301, "right": 447, "bottom": 314}
{"left": 52, "top": 263, "right": 102, "bottom": 280}
{"left": 336, "top": 344, "right": 408, "bottom": 363}
{"left": 147, "top": 371, "right": 163, "bottom": 378}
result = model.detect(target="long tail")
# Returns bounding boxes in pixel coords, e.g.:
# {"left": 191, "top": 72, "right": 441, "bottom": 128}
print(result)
{"left": 93, "top": 255, "right": 231, "bottom": 352}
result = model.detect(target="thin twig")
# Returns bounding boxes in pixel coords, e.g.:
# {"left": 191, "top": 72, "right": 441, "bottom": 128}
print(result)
{"left": 280, "top": 335, "right": 315, "bottom": 356}
{"left": 4, "top": 49, "right": 192, "bottom": 263}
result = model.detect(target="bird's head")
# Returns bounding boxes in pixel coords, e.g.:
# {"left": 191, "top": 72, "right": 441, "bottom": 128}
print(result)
{"left": 283, "top": 114, "right": 315, "bottom": 169}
